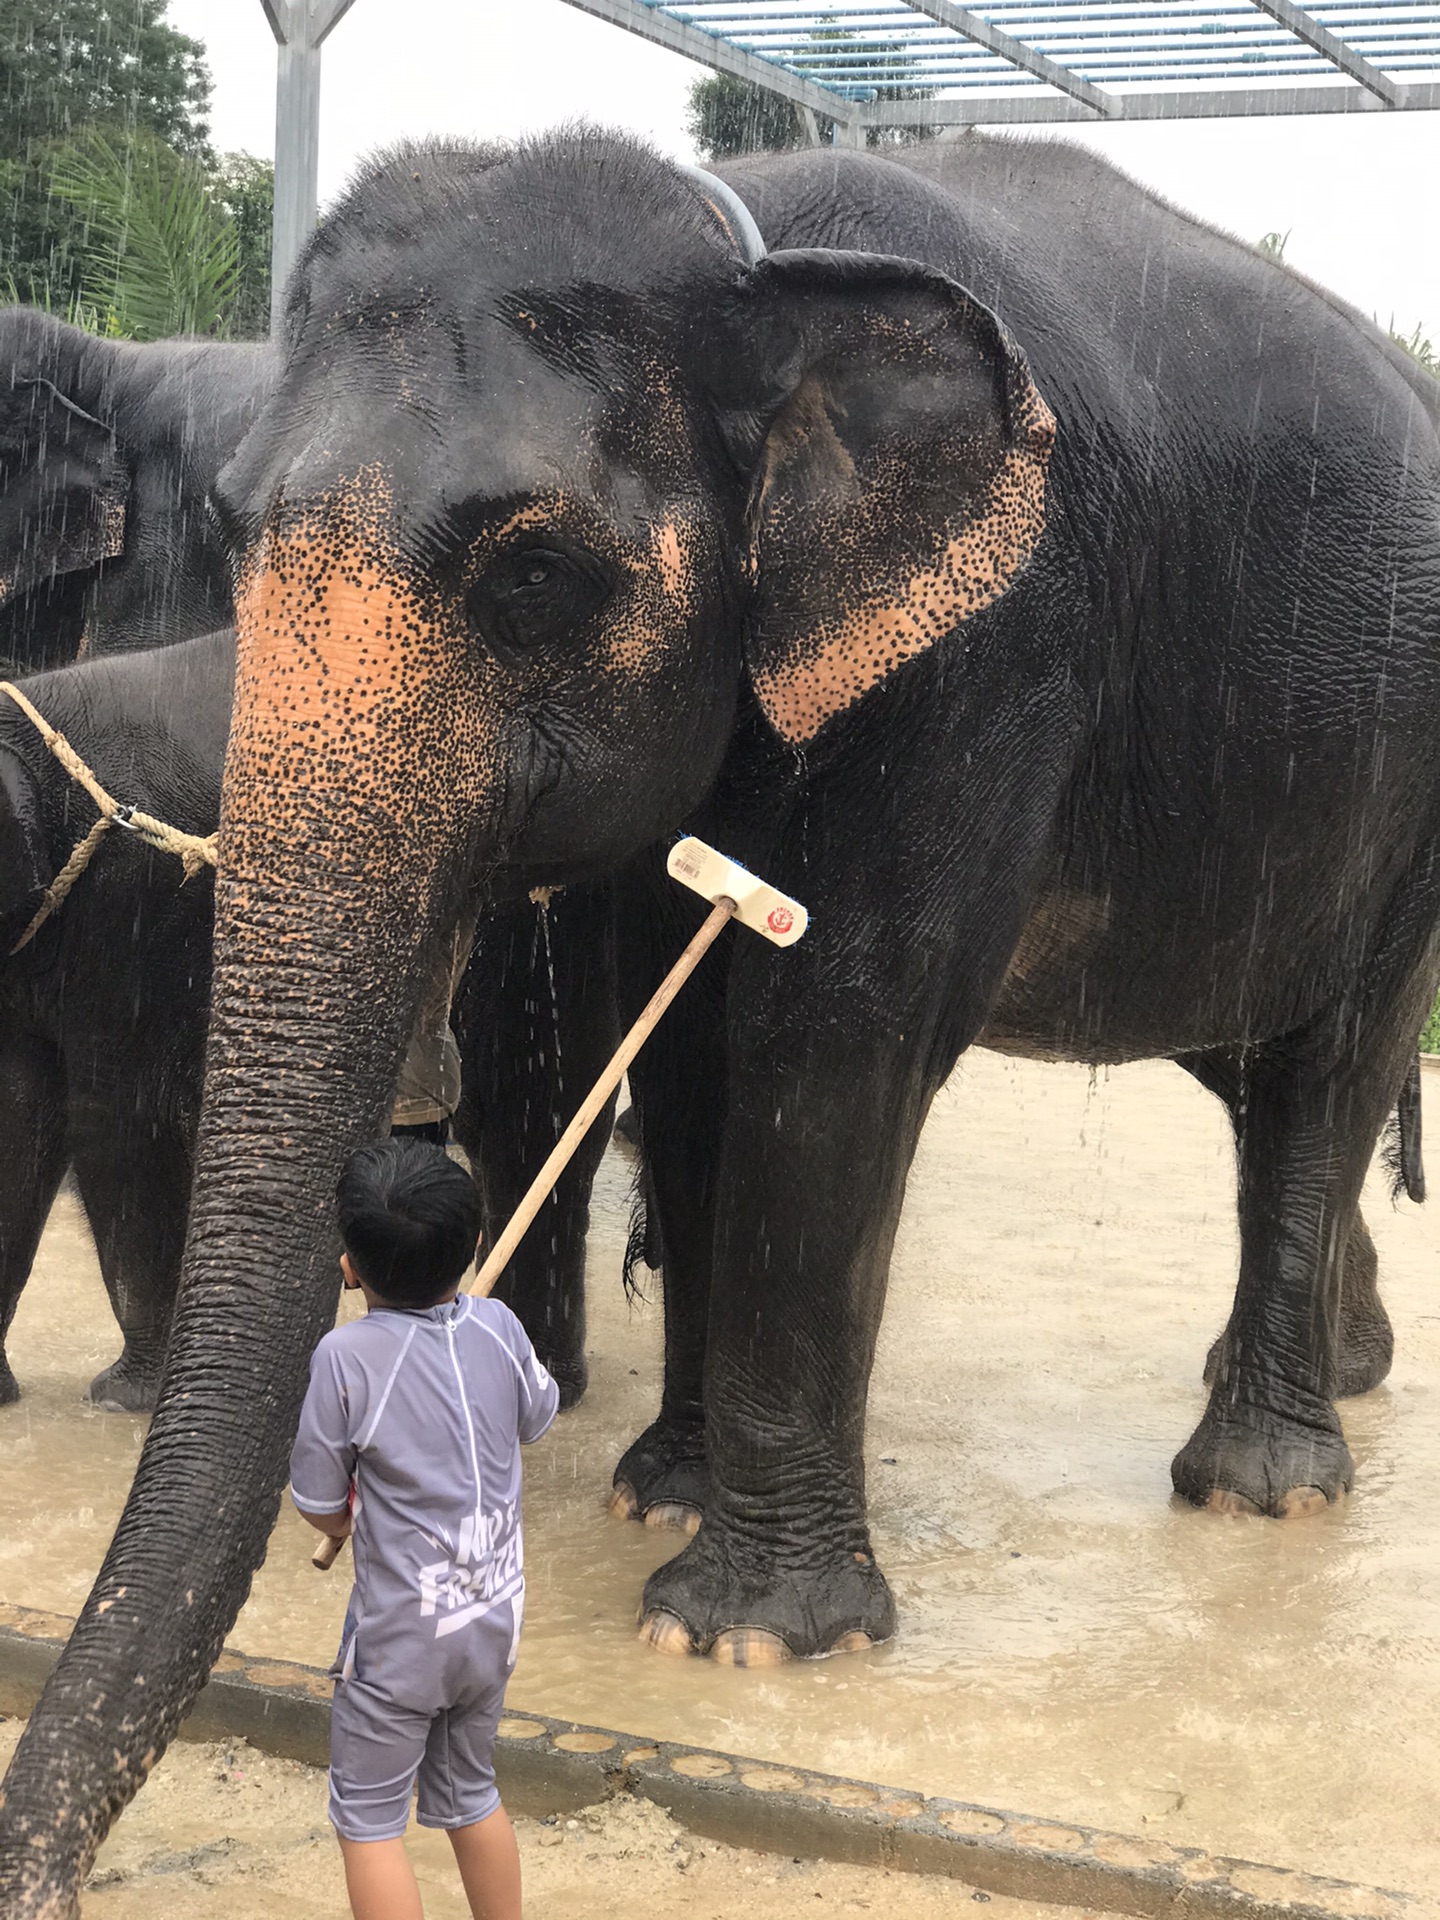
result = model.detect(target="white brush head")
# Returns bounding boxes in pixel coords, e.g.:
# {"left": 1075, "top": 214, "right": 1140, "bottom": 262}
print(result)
{"left": 666, "top": 837, "right": 808, "bottom": 947}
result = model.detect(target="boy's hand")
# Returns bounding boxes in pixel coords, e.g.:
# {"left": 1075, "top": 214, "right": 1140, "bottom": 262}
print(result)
{"left": 300, "top": 1506, "right": 352, "bottom": 1540}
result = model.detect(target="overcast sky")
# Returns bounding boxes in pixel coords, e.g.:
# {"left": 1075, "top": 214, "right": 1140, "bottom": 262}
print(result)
{"left": 169, "top": 0, "right": 1440, "bottom": 337}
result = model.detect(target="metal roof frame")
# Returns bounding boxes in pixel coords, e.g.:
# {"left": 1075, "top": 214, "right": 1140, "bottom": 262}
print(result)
{"left": 559, "top": 0, "right": 1440, "bottom": 134}
{"left": 257, "top": 0, "right": 1440, "bottom": 329}
{"left": 261, "top": 0, "right": 362, "bottom": 331}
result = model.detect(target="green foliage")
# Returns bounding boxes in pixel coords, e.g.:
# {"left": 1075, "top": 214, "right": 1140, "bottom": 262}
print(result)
{"left": 0, "top": 8, "right": 271, "bottom": 341}
{"left": 1387, "top": 319, "right": 1439, "bottom": 375}
{"left": 687, "top": 72, "right": 819, "bottom": 160}
{"left": 0, "top": 269, "right": 106, "bottom": 333}
{"left": 687, "top": 20, "right": 935, "bottom": 161}
{"left": 1421, "top": 995, "right": 1440, "bottom": 1056}
{"left": 0, "top": 0, "right": 212, "bottom": 310}
{"left": 48, "top": 128, "right": 237, "bottom": 339}
{"left": 212, "top": 151, "right": 273, "bottom": 339}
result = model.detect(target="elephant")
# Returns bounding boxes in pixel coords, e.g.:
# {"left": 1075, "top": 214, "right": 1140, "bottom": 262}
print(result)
{"left": 0, "top": 307, "right": 275, "bottom": 675}
{"left": 0, "top": 629, "right": 608, "bottom": 1413}
{"left": 5, "top": 127, "right": 1440, "bottom": 1908}
{"left": 0, "top": 632, "right": 228, "bottom": 1411}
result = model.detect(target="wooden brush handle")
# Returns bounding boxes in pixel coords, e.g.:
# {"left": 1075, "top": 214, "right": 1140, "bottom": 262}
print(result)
{"left": 468, "top": 898, "right": 735, "bottom": 1297}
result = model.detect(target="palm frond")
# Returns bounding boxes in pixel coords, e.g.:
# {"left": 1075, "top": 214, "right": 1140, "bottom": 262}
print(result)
{"left": 48, "top": 130, "right": 238, "bottom": 340}
{"left": 0, "top": 271, "right": 109, "bottom": 335}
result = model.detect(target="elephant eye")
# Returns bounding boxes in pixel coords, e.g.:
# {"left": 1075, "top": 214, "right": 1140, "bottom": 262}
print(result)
{"left": 466, "top": 542, "right": 611, "bottom": 659}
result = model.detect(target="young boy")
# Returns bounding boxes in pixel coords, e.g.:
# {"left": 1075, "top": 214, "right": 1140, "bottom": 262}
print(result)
{"left": 290, "top": 1137, "right": 559, "bottom": 1920}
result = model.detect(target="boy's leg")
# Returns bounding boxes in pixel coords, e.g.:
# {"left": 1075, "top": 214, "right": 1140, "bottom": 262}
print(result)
{"left": 416, "top": 1606, "right": 522, "bottom": 1920}
{"left": 338, "top": 1836, "right": 424, "bottom": 1920}
{"left": 448, "top": 1807, "right": 521, "bottom": 1920}
{"left": 329, "top": 1678, "right": 429, "bottom": 1919}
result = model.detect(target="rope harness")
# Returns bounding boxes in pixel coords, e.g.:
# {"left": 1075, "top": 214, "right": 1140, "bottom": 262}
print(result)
{"left": 0, "top": 679, "right": 218, "bottom": 957}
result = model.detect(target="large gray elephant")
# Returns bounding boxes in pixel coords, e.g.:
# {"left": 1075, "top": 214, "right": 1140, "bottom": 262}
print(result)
{"left": 5, "top": 129, "right": 1440, "bottom": 1911}
{"left": 0, "top": 308, "right": 274, "bottom": 672}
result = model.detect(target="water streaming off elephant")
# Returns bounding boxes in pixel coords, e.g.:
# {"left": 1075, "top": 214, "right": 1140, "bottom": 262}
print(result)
{"left": 7, "top": 1051, "right": 1440, "bottom": 1896}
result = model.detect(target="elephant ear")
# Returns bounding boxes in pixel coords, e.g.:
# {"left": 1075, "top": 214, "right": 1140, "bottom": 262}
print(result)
{"left": 718, "top": 250, "right": 1054, "bottom": 745}
{"left": 0, "top": 378, "right": 128, "bottom": 611}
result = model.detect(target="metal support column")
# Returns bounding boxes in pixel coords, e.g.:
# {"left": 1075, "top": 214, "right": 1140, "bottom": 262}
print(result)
{"left": 261, "top": 0, "right": 362, "bottom": 335}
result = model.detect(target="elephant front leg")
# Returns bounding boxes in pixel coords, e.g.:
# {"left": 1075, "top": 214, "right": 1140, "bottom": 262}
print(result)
{"left": 638, "top": 1009, "right": 938, "bottom": 1663}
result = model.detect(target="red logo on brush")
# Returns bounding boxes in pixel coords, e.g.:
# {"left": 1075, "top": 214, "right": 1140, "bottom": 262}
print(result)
{"left": 767, "top": 906, "right": 795, "bottom": 935}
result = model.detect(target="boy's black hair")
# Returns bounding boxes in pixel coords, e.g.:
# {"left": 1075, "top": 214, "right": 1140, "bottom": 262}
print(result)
{"left": 336, "top": 1137, "right": 481, "bottom": 1307}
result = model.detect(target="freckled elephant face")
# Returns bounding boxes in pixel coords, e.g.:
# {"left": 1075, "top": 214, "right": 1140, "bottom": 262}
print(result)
{"left": 221, "top": 322, "right": 737, "bottom": 895}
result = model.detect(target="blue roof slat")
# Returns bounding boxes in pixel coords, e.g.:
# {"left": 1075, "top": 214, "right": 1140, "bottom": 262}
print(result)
{"left": 637, "top": 0, "right": 1440, "bottom": 105}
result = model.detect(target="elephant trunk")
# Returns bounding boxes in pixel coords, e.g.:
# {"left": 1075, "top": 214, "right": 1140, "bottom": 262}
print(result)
{"left": 0, "top": 517, "right": 495, "bottom": 1913}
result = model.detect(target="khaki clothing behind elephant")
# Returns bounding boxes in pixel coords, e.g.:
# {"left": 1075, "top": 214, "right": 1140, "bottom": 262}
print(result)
{"left": 390, "top": 930, "right": 470, "bottom": 1130}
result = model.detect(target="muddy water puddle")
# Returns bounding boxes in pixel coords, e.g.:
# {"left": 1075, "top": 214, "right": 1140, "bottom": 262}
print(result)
{"left": 5, "top": 1052, "right": 1439, "bottom": 1895}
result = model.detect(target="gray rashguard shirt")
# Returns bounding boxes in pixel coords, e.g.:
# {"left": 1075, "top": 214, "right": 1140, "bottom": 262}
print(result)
{"left": 290, "top": 1294, "right": 560, "bottom": 1712}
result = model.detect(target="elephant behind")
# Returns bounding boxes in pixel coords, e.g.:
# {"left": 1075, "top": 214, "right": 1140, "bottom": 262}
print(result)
{"left": 0, "top": 308, "right": 275, "bottom": 674}
{"left": 0, "top": 633, "right": 229, "bottom": 1409}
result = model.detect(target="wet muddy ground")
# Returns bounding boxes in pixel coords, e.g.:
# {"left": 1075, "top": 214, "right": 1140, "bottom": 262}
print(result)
{"left": 0, "top": 1720, "right": 1121, "bottom": 1912}
{"left": 0, "top": 1721, "right": 1119, "bottom": 1920}
{"left": 4, "top": 1052, "right": 1437, "bottom": 1898}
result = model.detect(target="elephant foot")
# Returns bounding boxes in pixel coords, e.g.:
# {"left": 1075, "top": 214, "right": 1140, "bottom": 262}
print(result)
{"left": 612, "top": 1105, "right": 640, "bottom": 1155}
{"left": 84, "top": 1353, "right": 163, "bottom": 1414}
{"left": 1172, "top": 1403, "right": 1352, "bottom": 1517}
{"left": 611, "top": 1416, "right": 708, "bottom": 1532}
{"left": 0, "top": 1363, "right": 19, "bottom": 1408}
{"left": 638, "top": 1526, "right": 895, "bottom": 1662}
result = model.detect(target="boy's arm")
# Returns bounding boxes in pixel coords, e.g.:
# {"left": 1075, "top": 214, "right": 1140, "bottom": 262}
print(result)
{"left": 289, "top": 1341, "right": 358, "bottom": 1527}
{"left": 513, "top": 1330, "right": 561, "bottom": 1444}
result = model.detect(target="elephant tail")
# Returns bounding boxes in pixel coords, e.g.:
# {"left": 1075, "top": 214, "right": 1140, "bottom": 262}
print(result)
{"left": 1384, "top": 1053, "right": 1426, "bottom": 1204}
{"left": 619, "top": 1108, "right": 666, "bottom": 1299}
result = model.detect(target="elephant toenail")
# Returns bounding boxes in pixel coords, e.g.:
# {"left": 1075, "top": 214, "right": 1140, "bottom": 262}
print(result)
{"left": 710, "top": 1628, "right": 791, "bottom": 1667}
{"left": 638, "top": 1610, "right": 695, "bottom": 1657}
{"left": 1204, "top": 1489, "right": 1264, "bottom": 1516}
{"left": 606, "top": 1482, "right": 639, "bottom": 1522}
{"left": 1275, "top": 1485, "right": 1331, "bottom": 1519}
{"left": 643, "top": 1503, "right": 702, "bottom": 1537}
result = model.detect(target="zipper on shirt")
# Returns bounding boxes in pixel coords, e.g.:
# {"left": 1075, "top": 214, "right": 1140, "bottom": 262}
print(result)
{"left": 446, "top": 1316, "right": 485, "bottom": 1563}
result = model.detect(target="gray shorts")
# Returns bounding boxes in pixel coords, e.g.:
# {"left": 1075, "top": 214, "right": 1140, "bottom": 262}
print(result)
{"left": 328, "top": 1664, "right": 512, "bottom": 1841}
